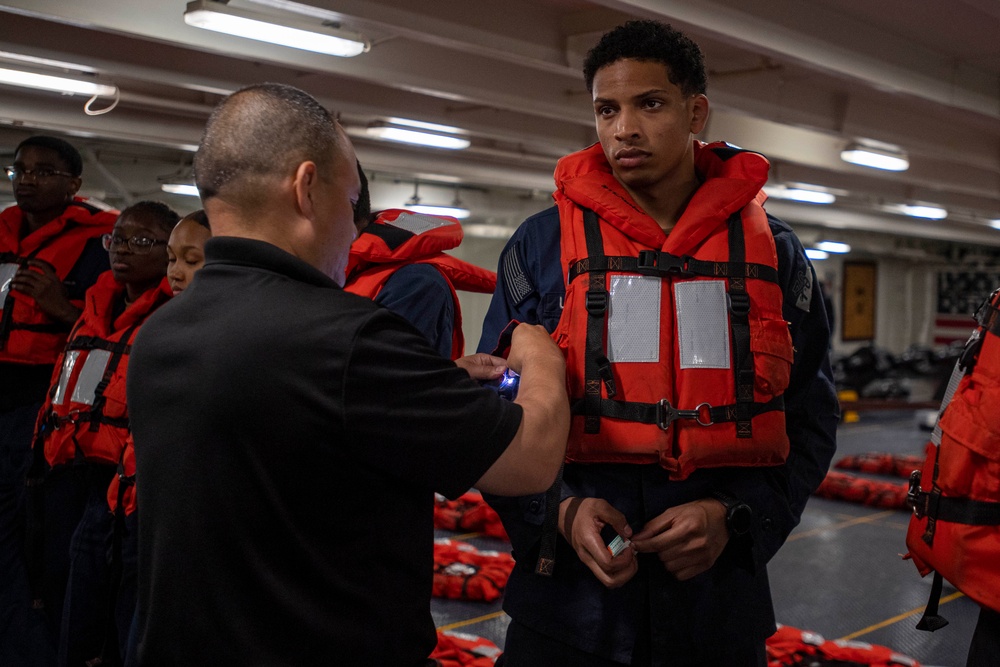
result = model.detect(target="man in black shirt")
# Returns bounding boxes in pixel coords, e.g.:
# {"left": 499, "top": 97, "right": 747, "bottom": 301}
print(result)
{"left": 126, "top": 83, "right": 569, "bottom": 666}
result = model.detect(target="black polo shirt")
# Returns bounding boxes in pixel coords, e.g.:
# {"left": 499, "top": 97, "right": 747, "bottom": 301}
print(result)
{"left": 128, "top": 237, "right": 522, "bottom": 666}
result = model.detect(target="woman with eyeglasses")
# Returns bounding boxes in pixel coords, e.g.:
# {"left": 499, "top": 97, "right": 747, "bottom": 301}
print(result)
{"left": 32, "top": 200, "right": 176, "bottom": 667}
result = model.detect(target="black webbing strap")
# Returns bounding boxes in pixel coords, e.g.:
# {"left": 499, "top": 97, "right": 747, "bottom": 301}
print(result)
{"left": 912, "top": 492, "right": 1000, "bottom": 527}
{"left": 534, "top": 463, "right": 564, "bottom": 577}
{"left": 362, "top": 220, "right": 415, "bottom": 251}
{"left": 571, "top": 395, "right": 784, "bottom": 428}
{"left": 86, "top": 323, "right": 140, "bottom": 433}
{"left": 568, "top": 253, "right": 779, "bottom": 285}
{"left": 915, "top": 571, "right": 950, "bottom": 632}
{"left": 726, "top": 214, "right": 754, "bottom": 438}
{"left": 66, "top": 336, "right": 133, "bottom": 355}
{"left": 581, "top": 209, "right": 611, "bottom": 434}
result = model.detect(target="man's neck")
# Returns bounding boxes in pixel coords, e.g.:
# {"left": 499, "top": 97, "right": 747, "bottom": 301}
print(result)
{"left": 20, "top": 206, "right": 67, "bottom": 237}
{"left": 623, "top": 171, "right": 701, "bottom": 234}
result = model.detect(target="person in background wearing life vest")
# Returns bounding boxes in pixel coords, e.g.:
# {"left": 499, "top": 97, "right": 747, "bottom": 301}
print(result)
{"left": 344, "top": 163, "right": 496, "bottom": 359}
{"left": 1, "top": 135, "right": 117, "bottom": 666}
{"left": 905, "top": 287, "right": 1000, "bottom": 667}
{"left": 478, "top": 21, "right": 838, "bottom": 666}
{"left": 109, "top": 208, "right": 212, "bottom": 667}
{"left": 32, "top": 200, "right": 175, "bottom": 666}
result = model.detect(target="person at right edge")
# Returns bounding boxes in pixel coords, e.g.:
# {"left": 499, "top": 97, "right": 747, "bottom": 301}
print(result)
{"left": 478, "top": 20, "right": 839, "bottom": 667}
{"left": 905, "top": 287, "right": 1000, "bottom": 666}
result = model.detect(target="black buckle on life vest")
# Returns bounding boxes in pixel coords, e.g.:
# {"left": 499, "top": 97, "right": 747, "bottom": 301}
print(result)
{"left": 586, "top": 291, "right": 608, "bottom": 316}
{"left": 657, "top": 400, "right": 713, "bottom": 430}
{"left": 907, "top": 470, "right": 925, "bottom": 518}
{"left": 728, "top": 292, "right": 751, "bottom": 317}
{"left": 637, "top": 250, "right": 688, "bottom": 275}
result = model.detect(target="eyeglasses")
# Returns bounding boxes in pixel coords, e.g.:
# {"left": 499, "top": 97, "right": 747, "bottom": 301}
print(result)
{"left": 5, "top": 166, "right": 76, "bottom": 181}
{"left": 101, "top": 233, "right": 168, "bottom": 254}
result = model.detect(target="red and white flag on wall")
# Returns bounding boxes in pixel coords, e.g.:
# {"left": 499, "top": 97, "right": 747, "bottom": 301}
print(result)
{"left": 934, "top": 271, "right": 999, "bottom": 345}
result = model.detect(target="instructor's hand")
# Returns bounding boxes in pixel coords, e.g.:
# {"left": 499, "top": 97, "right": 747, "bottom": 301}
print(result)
{"left": 559, "top": 497, "right": 637, "bottom": 589}
{"left": 455, "top": 353, "right": 507, "bottom": 382}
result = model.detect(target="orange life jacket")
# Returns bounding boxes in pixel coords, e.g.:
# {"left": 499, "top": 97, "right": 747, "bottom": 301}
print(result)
{"left": 344, "top": 209, "right": 496, "bottom": 359}
{"left": 814, "top": 470, "right": 908, "bottom": 509}
{"left": 552, "top": 142, "right": 793, "bottom": 480}
{"left": 906, "top": 288, "right": 1000, "bottom": 622}
{"left": 434, "top": 491, "right": 509, "bottom": 541}
{"left": 432, "top": 538, "right": 514, "bottom": 602}
{"left": 0, "top": 199, "right": 117, "bottom": 365}
{"left": 430, "top": 631, "right": 502, "bottom": 667}
{"left": 35, "top": 272, "right": 172, "bottom": 469}
{"left": 765, "top": 624, "right": 921, "bottom": 666}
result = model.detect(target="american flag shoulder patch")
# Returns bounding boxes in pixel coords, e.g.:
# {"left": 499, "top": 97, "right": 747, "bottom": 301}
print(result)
{"left": 502, "top": 244, "right": 534, "bottom": 307}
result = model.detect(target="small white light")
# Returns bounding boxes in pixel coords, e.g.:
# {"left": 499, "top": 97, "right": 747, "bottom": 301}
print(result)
{"left": 989, "top": 219, "right": 1000, "bottom": 230}
{"left": 0, "top": 67, "right": 116, "bottom": 97}
{"left": 805, "top": 249, "right": 829, "bottom": 261}
{"left": 767, "top": 186, "right": 835, "bottom": 205}
{"left": 161, "top": 183, "right": 200, "bottom": 197}
{"left": 184, "top": 0, "right": 368, "bottom": 58}
{"left": 840, "top": 143, "right": 909, "bottom": 172}
{"left": 814, "top": 241, "right": 851, "bottom": 254}
{"left": 899, "top": 204, "right": 947, "bottom": 220}
{"left": 386, "top": 117, "right": 466, "bottom": 135}
{"left": 409, "top": 204, "right": 470, "bottom": 219}
{"left": 365, "top": 126, "right": 470, "bottom": 150}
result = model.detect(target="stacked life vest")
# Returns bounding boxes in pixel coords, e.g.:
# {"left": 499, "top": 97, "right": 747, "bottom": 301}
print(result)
{"left": 905, "top": 287, "right": 1000, "bottom": 629}
{"left": 434, "top": 491, "right": 509, "bottom": 541}
{"left": 432, "top": 538, "right": 514, "bottom": 602}
{"left": 34, "top": 272, "right": 172, "bottom": 482}
{"left": 835, "top": 453, "right": 925, "bottom": 479}
{"left": 813, "top": 470, "right": 908, "bottom": 510}
{"left": 0, "top": 198, "right": 117, "bottom": 365}
{"left": 344, "top": 209, "right": 496, "bottom": 359}
{"left": 765, "top": 624, "right": 920, "bottom": 667}
{"left": 552, "top": 141, "right": 794, "bottom": 480}
{"left": 429, "top": 631, "right": 501, "bottom": 667}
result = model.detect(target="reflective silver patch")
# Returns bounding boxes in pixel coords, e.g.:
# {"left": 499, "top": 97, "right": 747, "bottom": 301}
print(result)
{"left": 675, "top": 280, "right": 731, "bottom": 369}
{"left": 53, "top": 350, "right": 81, "bottom": 406}
{"left": 0, "top": 263, "right": 18, "bottom": 302}
{"left": 69, "top": 349, "right": 111, "bottom": 406}
{"left": 607, "top": 275, "right": 659, "bottom": 362}
{"left": 387, "top": 212, "right": 450, "bottom": 235}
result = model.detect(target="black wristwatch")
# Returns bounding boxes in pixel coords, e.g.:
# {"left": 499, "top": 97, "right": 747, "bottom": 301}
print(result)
{"left": 711, "top": 491, "right": 753, "bottom": 536}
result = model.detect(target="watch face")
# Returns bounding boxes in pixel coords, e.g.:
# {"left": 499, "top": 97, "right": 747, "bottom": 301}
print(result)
{"left": 730, "top": 504, "right": 753, "bottom": 536}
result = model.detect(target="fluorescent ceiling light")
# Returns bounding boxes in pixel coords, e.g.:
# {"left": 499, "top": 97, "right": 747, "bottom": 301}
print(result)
{"left": 898, "top": 204, "right": 947, "bottom": 220}
{"left": 840, "top": 142, "right": 909, "bottom": 172}
{"left": 184, "top": 0, "right": 368, "bottom": 57}
{"left": 366, "top": 125, "right": 470, "bottom": 150}
{"left": 409, "top": 204, "right": 470, "bottom": 219}
{"left": 990, "top": 219, "right": 1000, "bottom": 230}
{"left": 0, "top": 66, "right": 116, "bottom": 97}
{"left": 161, "top": 183, "right": 200, "bottom": 197}
{"left": 387, "top": 117, "right": 466, "bottom": 135}
{"left": 805, "top": 249, "right": 829, "bottom": 261}
{"left": 814, "top": 241, "right": 851, "bottom": 254}
{"left": 766, "top": 185, "right": 836, "bottom": 205}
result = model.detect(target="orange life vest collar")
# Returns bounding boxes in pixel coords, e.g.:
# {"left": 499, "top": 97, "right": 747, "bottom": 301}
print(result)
{"left": 552, "top": 141, "right": 792, "bottom": 479}
{"left": 344, "top": 209, "right": 496, "bottom": 358}
{"left": 0, "top": 199, "right": 117, "bottom": 364}
{"left": 38, "top": 272, "right": 172, "bottom": 468}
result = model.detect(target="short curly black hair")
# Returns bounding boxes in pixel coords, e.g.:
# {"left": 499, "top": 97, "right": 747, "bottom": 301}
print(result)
{"left": 15, "top": 135, "right": 84, "bottom": 177}
{"left": 583, "top": 20, "right": 707, "bottom": 97}
{"left": 118, "top": 200, "right": 181, "bottom": 235}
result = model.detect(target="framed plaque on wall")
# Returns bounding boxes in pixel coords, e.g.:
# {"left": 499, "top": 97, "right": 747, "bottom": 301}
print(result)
{"left": 842, "top": 261, "right": 876, "bottom": 341}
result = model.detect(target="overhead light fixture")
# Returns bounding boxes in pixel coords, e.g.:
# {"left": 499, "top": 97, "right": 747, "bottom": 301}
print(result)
{"left": 814, "top": 241, "right": 851, "bottom": 254}
{"left": 184, "top": 0, "right": 369, "bottom": 57}
{"left": 0, "top": 66, "right": 116, "bottom": 97}
{"left": 896, "top": 203, "right": 948, "bottom": 220}
{"left": 404, "top": 182, "right": 471, "bottom": 219}
{"left": 840, "top": 141, "right": 909, "bottom": 172}
{"left": 805, "top": 249, "right": 829, "bottom": 261}
{"left": 989, "top": 218, "right": 1000, "bottom": 230}
{"left": 161, "top": 183, "right": 200, "bottom": 197}
{"left": 366, "top": 121, "right": 470, "bottom": 150}
{"left": 766, "top": 184, "right": 836, "bottom": 205}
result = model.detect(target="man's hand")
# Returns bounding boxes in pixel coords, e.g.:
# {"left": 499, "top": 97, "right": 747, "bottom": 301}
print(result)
{"left": 454, "top": 353, "right": 507, "bottom": 382}
{"left": 10, "top": 260, "right": 80, "bottom": 324}
{"left": 505, "top": 323, "right": 563, "bottom": 375}
{"left": 630, "top": 498, "right": 728, "bottom": 581}
{"left": 559, "top": 497, "right": 637, "bottom": 588}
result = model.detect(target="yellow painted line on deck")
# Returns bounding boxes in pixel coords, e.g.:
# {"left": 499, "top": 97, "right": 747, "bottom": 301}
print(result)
{"left": 437, "top": 610, "right": 508, "bottom": 632}
{"left": 787, "top": 510, "right": 896, "bottom": 541}
{"left": 837, "top": 591, "right": 965, "bottom": 641}
{"left": 447, "top": 532, "right": 480, "bottom": 541}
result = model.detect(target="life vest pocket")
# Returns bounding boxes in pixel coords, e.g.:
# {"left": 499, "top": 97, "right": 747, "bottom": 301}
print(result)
{"left": 750, "top": 318, "right": 793, "bottom": 397}
{"left": 936, "top": 375, "right": 1000, "bottom": 502}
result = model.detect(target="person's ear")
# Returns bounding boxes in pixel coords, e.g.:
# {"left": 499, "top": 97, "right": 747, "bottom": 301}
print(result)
{"left": 67, "top": 176, "right": 82, "bottom": 198}
{"left": 689, "top": 94, "right": 709, "bottom": 134}
{"left": 293, "top": 161, "right": 319, "bottom": 218}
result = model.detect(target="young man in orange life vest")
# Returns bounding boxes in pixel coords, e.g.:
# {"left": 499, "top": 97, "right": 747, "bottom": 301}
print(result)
{"left": 1, "top": 135, "right": 117, "bottom": 665}
{"left": 344, "top": 164, "right": 495, "bottom": 359}
{"left": 478, "top": 20, "right": 839, "bottom": 666}
{"left": 33, "top": 200, "right": 175, "bottom": 665}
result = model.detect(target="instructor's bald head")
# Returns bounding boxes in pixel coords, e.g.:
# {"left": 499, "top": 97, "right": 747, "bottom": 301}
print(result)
{"left": 195, "top": 83, "right": 346, "bottom": 213}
